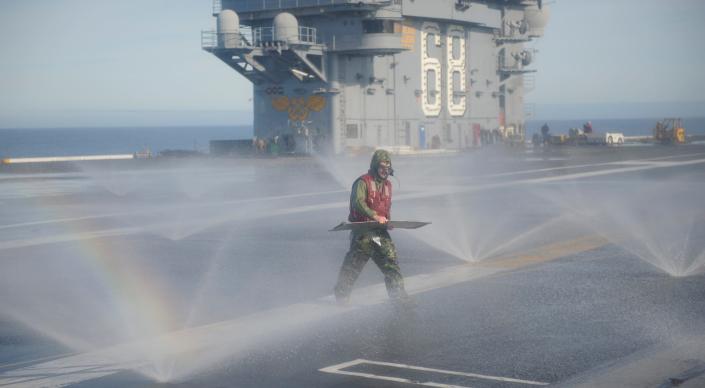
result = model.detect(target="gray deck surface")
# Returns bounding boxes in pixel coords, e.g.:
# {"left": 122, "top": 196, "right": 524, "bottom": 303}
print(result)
{"left": 1, "top": 145, "right": 704, "bottom": 387}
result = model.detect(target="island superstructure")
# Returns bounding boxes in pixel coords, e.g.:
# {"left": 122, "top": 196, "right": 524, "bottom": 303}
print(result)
{"left": 202, "top": 0, "right": 550, "bottom": 154}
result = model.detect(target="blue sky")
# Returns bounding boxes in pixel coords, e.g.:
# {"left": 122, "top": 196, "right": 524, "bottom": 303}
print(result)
{"left": 0, "top": 0, "right": 251, "bottom": 127}
{"left": 0, "top": 0, "right": 703, "bottom": 127}
{"left": 530, "top": 0, "right": 705, "bottom": 119}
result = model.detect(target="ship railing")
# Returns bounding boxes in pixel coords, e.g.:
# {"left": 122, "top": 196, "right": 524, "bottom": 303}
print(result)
{"left": 253, "top": 26, "right": 318, "bottom": 46}
{"left": 201, "top": 30, "right": 217, "bottom": 49}
{"left": 498, "top": 54, "right": 532, "bottom": 73}
{"left": 201, "top": 29, "right": 252, "bottom": 50}
{"left": 229, "top": 0, "right": 388, "bottom": 12}
{"left": 499, "top": 64, "right": 535, "bottom": 74}
{"left": 202, "top": 25, "right": 316, "bottom": 49}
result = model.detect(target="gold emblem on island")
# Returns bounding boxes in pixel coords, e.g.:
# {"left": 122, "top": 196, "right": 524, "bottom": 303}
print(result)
{"left": 272, "top": 95, "right": 326, "bottom": 121}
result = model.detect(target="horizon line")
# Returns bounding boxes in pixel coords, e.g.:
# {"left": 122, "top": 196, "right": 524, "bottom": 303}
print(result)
{"left": 2, "top": 116, "right": 704, "bottom": 131}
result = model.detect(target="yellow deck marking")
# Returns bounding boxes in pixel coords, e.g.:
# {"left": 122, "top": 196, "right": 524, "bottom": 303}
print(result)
{"left": 477, "top": 235, "right": 609, "bottom": 269}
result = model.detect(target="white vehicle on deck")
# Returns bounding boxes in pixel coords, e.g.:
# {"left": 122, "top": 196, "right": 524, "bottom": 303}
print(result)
{"left": 584, "top": 132, "right": 625, "bottom": 146}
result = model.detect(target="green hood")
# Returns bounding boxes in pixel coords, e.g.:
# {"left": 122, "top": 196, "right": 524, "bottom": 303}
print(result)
{"left": 369, "top": 149, "right": 392, "bottom": 177}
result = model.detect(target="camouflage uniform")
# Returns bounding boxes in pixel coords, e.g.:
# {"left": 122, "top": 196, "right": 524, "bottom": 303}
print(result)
{"left": 334, "top": 150, "right": 408, "bottom": 302}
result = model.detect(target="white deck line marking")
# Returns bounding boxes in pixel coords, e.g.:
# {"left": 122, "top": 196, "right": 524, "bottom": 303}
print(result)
{"left": 0, "top": 226, "right": 145, "bottom": 250}
{"left": 320, "top": 359, "right": 549, "bottom": 386}
{"left": 0, "top": 213, "right": 130, "bottom": 230}
{"left": 0, "top": 189, "right": 347, "bottom": 230}
{"left": 474, "top": 152, "right": 705, "bottom": 178}
{"left": 3, "top": 155, "right": 135, "bottom": 164}
{"left": 1, "top": 153, "right": 701, "bottom": 230}
{"left": 1, "top": 157, "right": 704, "bottom": 251}
{"left": 394, "top": 157, "right": 705, "bottom": 203}
{"left": 2, "top": 152, "right": 701, "bottom": 231}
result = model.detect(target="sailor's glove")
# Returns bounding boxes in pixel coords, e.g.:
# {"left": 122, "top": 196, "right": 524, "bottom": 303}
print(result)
{"left": 374, "top": 215, "right": 388, "bottom": 224}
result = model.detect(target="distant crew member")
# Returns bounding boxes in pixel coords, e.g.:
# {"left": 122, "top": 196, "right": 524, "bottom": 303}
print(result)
{"left": 541, "top": 122, "right": 551, "bottom": 145}
{"left": 583, "top": 121, "right": 593, "bottom": 134}
{"left": 334, "top": 150, "right": 412, "bottom": 308}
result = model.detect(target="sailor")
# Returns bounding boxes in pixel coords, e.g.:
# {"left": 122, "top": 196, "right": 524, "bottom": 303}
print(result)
{"left": 583, "top": 121, "right": 593, "bottom": 134}
{"left": 541, "top": 122, "right": 551, "bottom": 145}
{"left": 334, "top": 150, "right": 411, "bottom": 307}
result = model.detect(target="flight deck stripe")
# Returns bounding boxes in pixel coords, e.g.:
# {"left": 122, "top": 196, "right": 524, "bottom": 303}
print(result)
{"left": 0, "top": 189, "right": 347, "bottom": 230}
{"left": 474, "top": 235, "right": 608, "bottom": 269}
{"left": 320, "top": 358, "right": 549, "bottom": 386}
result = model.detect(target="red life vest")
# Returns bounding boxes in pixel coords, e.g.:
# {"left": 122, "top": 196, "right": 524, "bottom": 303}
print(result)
{"left": 348, "top": 173, "right": 392, "bottom": 222}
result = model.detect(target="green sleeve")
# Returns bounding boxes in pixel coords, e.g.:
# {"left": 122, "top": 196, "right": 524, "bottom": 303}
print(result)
{"left": 351, "top": 179, "right": 377, "bottom": 219}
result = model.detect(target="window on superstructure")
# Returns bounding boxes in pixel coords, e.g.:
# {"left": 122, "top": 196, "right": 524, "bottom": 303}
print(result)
{"left": 346, "top": 124, "right": 359, "bottom": 139}
{"left": 362, "top": 20, "right": 397, "bottom": 34}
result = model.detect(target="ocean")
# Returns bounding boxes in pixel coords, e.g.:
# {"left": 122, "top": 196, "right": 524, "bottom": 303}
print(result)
{"left": 1, "top": 118, "right": 704, "bottom": 159}
{"left": 0, "top": 126, "right": 253, "bottom": 158}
